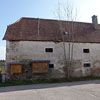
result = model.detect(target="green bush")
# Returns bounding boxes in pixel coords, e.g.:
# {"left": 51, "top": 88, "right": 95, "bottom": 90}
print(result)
{"left": 0, "top": 76, "right": 100, "bottom": 87}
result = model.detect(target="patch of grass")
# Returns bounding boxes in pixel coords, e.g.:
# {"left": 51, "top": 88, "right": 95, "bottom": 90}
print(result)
{"left": 0, "top": 76, "right": 100, "bottom": 87}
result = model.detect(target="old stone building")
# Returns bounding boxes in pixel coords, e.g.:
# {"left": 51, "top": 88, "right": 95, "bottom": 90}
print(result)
{"left": 3, "top": 15, "right": 100, "bottom": 80}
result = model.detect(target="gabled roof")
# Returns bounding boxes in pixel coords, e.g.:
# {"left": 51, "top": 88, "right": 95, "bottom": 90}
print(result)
{"left": 3, "top": 17, "right": 100, "bottom": 43}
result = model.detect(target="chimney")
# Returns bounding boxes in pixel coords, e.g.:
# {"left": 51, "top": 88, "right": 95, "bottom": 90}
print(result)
{"left": 92, "top": 15, "right": 98, "bottom": 29}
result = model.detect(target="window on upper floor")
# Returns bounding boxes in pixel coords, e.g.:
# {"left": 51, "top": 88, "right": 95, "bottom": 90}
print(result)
{"left": 84, "top": 63, "right": 91, "bottom": 67}
{"left": 83, "top": 49, "right": 90, "bottom": 53}
{"left": 45, "top": 48, "right": 53, "bottom": 53}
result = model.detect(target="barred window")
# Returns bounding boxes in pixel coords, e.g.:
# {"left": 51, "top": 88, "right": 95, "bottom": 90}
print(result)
{"left": 83, "top": 49, "right": 90, "bottom": 53}
{"left": 84, "top": 63, "right": 91, "bottom": 67}
{"left": 45, "top": 48, "right": 53, "bottom": 52}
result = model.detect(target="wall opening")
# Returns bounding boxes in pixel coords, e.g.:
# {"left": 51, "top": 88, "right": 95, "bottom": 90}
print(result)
{"left": 83, "top": 49, "right": 90, "bottom": 53}
{"left": 45, "top": 48, "right": 53, "bottom": 52}
{"left": 49, "top": 64, "right": 54, "bottom": 68}
{"left": 84, "top": 63, "right": 91, "bottom": 67}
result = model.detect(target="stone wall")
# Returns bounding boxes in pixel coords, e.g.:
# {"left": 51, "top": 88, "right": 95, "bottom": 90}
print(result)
{"left": 6, "top": 41, "right": 100, "bottom": 80}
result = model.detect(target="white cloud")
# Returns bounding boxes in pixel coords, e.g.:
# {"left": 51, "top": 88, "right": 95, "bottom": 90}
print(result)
{"left": 0, "top": 46, "right": 6, "bottom": 60}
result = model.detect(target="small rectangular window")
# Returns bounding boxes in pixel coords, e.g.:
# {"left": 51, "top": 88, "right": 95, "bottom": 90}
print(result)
{"left": 49, "top": 64, "right": 54, "bottom": 68}
{"left": 84, "top": 63, "right": 91, "bottom": 67}
{"left": 83, "top": 49, "right": 89, "bottom": 53}
{"left": 45, "top": 48, "right": 53, "bottom": 52}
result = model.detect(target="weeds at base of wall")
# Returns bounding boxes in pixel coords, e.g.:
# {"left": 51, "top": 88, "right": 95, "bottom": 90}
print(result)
{"left": 0, "top": 76, "right": 100, "bottom": 87}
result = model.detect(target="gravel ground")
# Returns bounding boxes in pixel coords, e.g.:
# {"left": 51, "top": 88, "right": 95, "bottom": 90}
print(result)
{"left": 0, "top": 80, "right": 100, "bottom": 100}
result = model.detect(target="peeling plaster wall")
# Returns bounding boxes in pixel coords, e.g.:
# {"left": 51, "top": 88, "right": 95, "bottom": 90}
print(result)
{"left": 70, "top": 43, "right": 100, "bottom": 77}
{"left": 6, "top": 41, "right": 100, "bottom": 80}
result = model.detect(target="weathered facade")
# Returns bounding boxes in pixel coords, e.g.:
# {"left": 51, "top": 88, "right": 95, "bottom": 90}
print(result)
{"left": 3, "top": 15, "right": 100, "bottom": 80}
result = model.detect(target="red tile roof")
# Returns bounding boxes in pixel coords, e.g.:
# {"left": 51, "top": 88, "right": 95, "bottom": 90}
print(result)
{"left": 3, "top": 17, "right": 100, "bottom": 43}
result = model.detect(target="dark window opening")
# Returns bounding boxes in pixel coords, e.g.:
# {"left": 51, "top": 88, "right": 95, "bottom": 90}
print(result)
{"left": 83, "top": 49, "right": 90, "bottom": 53}
{"left": 25, "top": 70, "right": 28, "bottom": 73}
{"left": 84, "top": 63, "right": 91, "bottom": 67}
{"left": 45, "top": 48, "right": 53, "bottom": 52}
{"left": 49, "top": 64, "right": 54, "bottom": 68}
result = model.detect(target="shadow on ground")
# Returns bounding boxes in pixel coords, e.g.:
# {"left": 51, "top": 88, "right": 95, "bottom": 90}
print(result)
{"left": 0, "top": 80, "right": 100, "bottom": 93}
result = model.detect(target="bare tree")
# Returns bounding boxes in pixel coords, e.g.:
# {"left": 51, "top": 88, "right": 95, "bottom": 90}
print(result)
{"left": 54, "top": 1, "right": 78, "bottom": 78}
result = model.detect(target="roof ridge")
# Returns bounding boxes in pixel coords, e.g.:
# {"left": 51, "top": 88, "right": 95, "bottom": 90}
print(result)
{"left": 19, "top": 17, "right": 93, "bottom": 25}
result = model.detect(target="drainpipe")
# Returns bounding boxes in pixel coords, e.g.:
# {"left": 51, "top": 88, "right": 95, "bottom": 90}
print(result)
{"left": 38, "top": 18, "right": 40, "bottom": 35}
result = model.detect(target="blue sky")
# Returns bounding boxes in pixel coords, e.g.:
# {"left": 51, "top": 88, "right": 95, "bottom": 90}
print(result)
{"left": 0, "top": 0, "right": 100, "bottom": 60}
